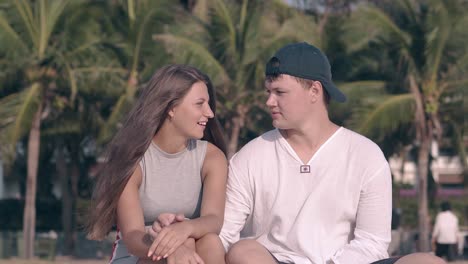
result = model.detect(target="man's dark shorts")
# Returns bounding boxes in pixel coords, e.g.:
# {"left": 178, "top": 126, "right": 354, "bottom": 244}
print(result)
{"left": 274, "top": 256, "right": 402, "bottom": 264}
{"left": 370, "top": 256, "right": 403, "bottom": 264}
{"left": 268, "top": 245, "right": 403, "bottom": 264}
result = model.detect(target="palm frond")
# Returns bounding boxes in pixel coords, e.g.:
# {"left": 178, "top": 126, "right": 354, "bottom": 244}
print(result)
{"left": 367, "top": 5, "right": 411, "bottom": 45}
{"left": 42, "top": 118, "right": 81, "bottom": 136}
{"left": 273, "top": 13, "right": 319, "bottom": 48}
{"left": 97, "top": 95, "right": 130, "bottom": 144}
{"left": 154, "top": 34, "right": 230, "bottom": 85}
{"left": 127, "top": 0, "right": 135, "bottom": 22}
{"left": 211, "top": 0, "right": 236, "bottom": 59}
{"left": 73, "top": 67, "right": 127, "bottom": 74}
{"left": 424, "top": 1, "right": 450, "bottom": 85}
{"left": 130, "top": 6, "right": 160, "bottom": 73}
{"left": 445, "top": 78, "right": 468, "bottom": 92}
{"left": 399, "top": 0, "right": 418, "bottom": 26}
{"left": 328, "top": 81, "right": 387, "bottom": 125}
{"left": 0, "top": 83, "right": 41, "bottom": 144}
{"left": 338, "top": 81, "right": 386, "bottom": 91}
{"left": 339, "top": 81, "right": 386, "bottom": 102}
{"left": 62, "top": 56, "right": 78, "bottom": 103}
{"left": 0, "top": 10, "right": 28, "bottom": 53}
{"left": 62, "top": 38, "right": 104, "bottom": 59}
{"left": 344, "top": 4, "right": 411, "bottom": 54}
{"left": 238, "top": 0, "right": 248, "bottom": 39}
{"left": 38, "top": 0, "right": 68, "bottom": 57}
{"left": 192, "top": 0, "right": 209, "bottom": 23}
{"left": 355, "top": 94, "right": 416, "bottom": 141}
{"left": 14, "top": 0, "right": 37, "bottom": 47}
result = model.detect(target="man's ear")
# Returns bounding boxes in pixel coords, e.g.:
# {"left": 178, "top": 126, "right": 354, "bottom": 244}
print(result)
{"left": 309, "top": 81, "right": 321, "bottom": 102}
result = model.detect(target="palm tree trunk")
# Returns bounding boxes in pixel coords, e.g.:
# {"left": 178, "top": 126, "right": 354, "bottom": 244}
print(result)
{"left": 417, "top": 133, "right": 431, "bottom": 252}
{"left": 409, "top": 74, "right": 432, "bottom": 251}
{"left": 57, "top": 143, "right": 73, "bottom": 255}
{"left": 227, "top": 105, "right": 247, "bottom": 158}
{"left": 23, "top": 104, "right": 42, "bottom": 259}
{"left": 228, "top": 117, "right": 241, "bottom": 159}
{"left": 69, "top": 146, "right": 81, "bottom": 255}
{"left": 70, "top": 162, "right": 79, "bottom": 252}
{"left": 317, "top": 0, "right": 331, "bottom": 44}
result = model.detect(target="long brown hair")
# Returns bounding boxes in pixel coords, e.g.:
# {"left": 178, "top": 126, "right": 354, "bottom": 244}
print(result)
{"left": 87, "top": 65, "right": 227, "bottom": 240}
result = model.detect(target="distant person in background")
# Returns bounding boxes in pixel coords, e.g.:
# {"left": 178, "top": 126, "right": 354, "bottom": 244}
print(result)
{"left": 388, "top": 208, "right": 402, "bottom": 256}
{"left": 432, "top": 201, "right": 459, "bottom": 261}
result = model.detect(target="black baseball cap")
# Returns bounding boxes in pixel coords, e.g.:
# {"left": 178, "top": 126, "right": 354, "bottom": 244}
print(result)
{"left": 265, "top": 42, "right": 346, "bottom": 102}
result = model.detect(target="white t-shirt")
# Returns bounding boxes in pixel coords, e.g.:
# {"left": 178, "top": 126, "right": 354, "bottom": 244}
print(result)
{"left": 433, "top": 211, "right": 459, "bottom": 244}
{"left": 220, "top": 127, "right": 392, "bottom": 264}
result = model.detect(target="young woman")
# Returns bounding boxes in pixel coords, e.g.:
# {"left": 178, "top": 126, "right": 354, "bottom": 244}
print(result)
{"left": 87, "top": 65, "right": 227, "bottom": 264}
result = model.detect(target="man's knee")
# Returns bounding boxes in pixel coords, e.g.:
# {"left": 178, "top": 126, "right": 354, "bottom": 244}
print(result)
{"left": 396, "top": 253, "right": 446, "bottom": 264}
{"left": 226, "top": 239, "right": 269, "bottom": 264}
{"left": 196, "top": 232, "right": 223, "bottom": 249}
{"left": 228, "top": 239, "right": 256, "bottom": 253}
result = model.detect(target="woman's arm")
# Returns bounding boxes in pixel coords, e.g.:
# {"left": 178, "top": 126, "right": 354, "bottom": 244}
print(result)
{"left": 116, "top": 165, "right": 154, "bottom": 259}
{"left": 148, "top": 142, "right": 227, "bottom": 258}
{"left": 189, "top": 142, "right": 228, "bottom": 236}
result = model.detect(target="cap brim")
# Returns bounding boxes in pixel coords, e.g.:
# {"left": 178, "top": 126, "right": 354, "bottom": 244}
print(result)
{"left": 322, "top": 79, "right": 346, "bottom": 102}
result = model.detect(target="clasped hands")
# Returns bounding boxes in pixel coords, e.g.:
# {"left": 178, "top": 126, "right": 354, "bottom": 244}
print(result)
{"left": 146, "top": 213, "right": 204, "bottom": 264}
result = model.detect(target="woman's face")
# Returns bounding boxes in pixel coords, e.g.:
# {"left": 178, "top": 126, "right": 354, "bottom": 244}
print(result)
{"left": 169, "top": 81, "right": 214, "bottom": 139}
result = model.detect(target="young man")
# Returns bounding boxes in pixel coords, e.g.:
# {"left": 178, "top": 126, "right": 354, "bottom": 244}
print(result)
{"left": 432, "top": 201, "right": 459, "bottom": 261}
{"left": 219, "top": 42, "right": 444, "bottom": 264}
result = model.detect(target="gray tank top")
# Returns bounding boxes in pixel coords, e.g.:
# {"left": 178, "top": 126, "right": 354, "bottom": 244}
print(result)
{"left": 138, "top": 139, "right": 207, "bottom": 224}
{"left": 111, "top": 139, "right": 207, "bottom": 264}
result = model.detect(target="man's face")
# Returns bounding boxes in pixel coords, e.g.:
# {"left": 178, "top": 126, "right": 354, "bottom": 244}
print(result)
{"left": 265, "top": 75, "right": 313, "bottom": 130}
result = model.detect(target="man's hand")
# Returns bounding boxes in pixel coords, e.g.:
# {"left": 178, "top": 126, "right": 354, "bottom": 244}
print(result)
{"left": 167, "top": 239, "right": 204, "bottom": 264}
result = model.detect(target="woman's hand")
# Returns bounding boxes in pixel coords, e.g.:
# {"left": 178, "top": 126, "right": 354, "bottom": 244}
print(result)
{"left": 167, "top": 239, "right": 204, "bottom": 264}
{"left": 147, "top": 213, "right": 185, "bottom": 239}
{"left": 148, "top": 221, "right": 193, "bottom": 260}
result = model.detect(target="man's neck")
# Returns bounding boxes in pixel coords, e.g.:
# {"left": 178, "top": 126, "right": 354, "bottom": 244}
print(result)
{"left": 280, "top": 119, "right": 339, "bottom": 164}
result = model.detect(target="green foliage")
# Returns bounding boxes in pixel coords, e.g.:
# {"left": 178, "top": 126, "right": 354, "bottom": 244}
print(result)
{"left": 357, "top": 94, "right": 415, "bottom": 141}
{"left": 344, "top": 1, "right": 467, "bottom": 250}
{"left": 345, "top": 0, "right": 468, "bottom": 163}
{"left": 154, "top": 0, "right": 325, "bottom": 154}
{"left": 0, "top": 80, "right": 41, "bottom": 169}
{"left": 0, "top": 0, "right": 118, "bottom": 164}
{"left": 96, "top": 0, "right": 177, "bottom": 144}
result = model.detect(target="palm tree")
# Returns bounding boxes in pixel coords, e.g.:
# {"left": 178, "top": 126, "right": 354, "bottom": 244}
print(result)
{"left": 0, "top": 0, "right": 114, "bottom": 258}
{"left": 96, "top": 0, "right": 176, "bottom": 143}
{"left": 345, "top": 0, "right": 468, "bottom": 251}
{"left": 40, "top": 60, "right": 123, "bottom": 254}
{"left": 156, "top": 0, "right": 322, "bottom": 156}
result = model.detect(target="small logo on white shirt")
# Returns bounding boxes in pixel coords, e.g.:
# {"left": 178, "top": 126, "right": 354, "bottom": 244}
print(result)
{"left": 300, "top": 165, "right": 311, "bottom": 173}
